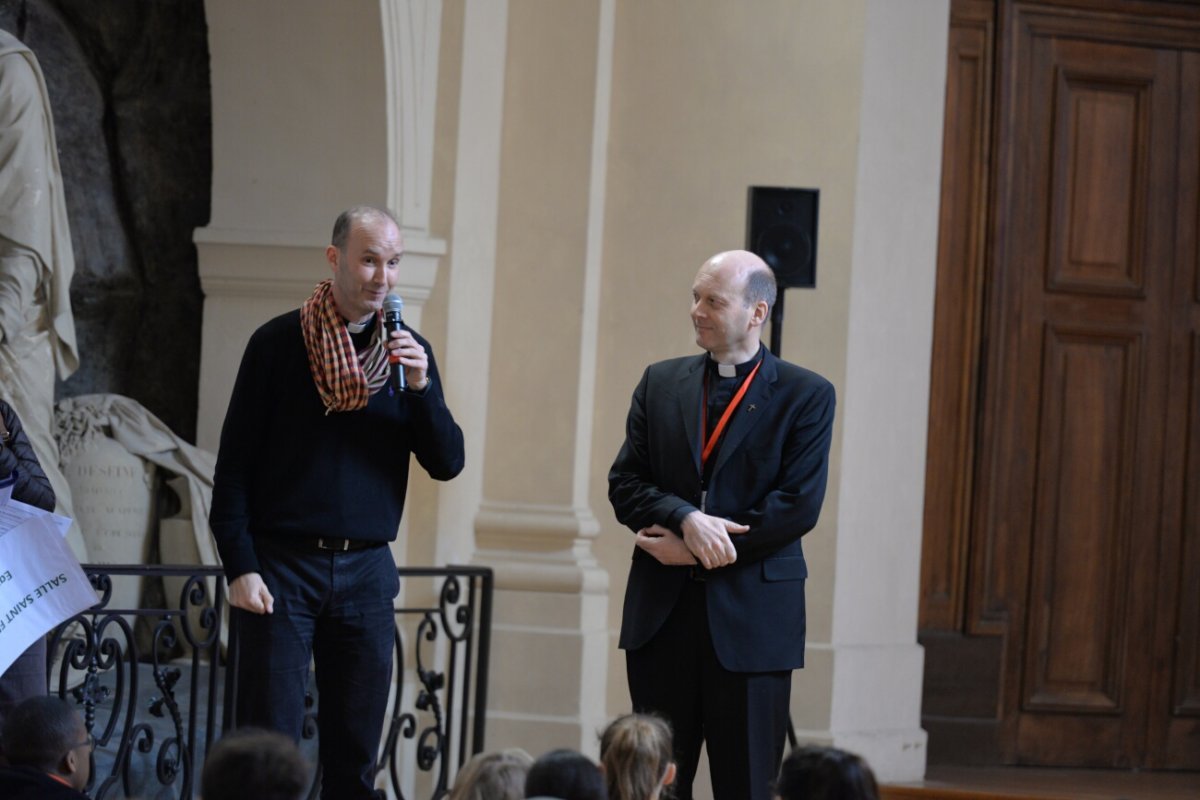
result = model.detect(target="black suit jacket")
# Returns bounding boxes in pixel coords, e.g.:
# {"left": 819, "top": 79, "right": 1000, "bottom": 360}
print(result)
{"left": 609, "top": 348, "right": 835, "bottom": 672}
{"left": 0, "top": 766, "right": 89, "bottom": 799}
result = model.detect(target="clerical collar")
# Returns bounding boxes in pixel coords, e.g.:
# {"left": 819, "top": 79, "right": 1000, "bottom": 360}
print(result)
{"left": 346, "top": 315, "right": 375, "bottom": 335}
{"left": 707, "top": 345, "right": 762, "bottom": 378}
{"left": 346, "top": 314, "right": 378, "bottom": 351}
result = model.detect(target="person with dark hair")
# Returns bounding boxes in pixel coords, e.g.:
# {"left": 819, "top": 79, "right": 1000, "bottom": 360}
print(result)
{"left": 609, "top": 250, "right": 836, "bottom": 799}
{"left": 200, "top": 728, "right": 309, "bottom": 800}
{"left": 0, "top": 397, "right": 57, "bottom": 728}
{"left": 210, "top": 205, "right": 465, "bottom": 799}
{"left": 599, "top": 713, "right": 676, "bottom": 800}
{"left": 446, "top": 747, "right": 532, "bottom": 800}
{"left": 525, "top": 748, "right": 607, "bottom": 800}
{"left": 0, "top": 695, "right": 92, "bottom": 799}
{"left": 773, "top": 745, "right": 879, "bottom": 800}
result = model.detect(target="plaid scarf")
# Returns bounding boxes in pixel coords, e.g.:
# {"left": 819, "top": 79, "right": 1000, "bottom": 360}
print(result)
{"left": 300, "top": 280, "right": 390, "bottom": 413}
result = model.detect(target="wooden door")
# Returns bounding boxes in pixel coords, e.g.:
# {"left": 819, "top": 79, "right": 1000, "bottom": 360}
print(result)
{"left": 920, "top": 0, "right": 1200, "bottom": 769}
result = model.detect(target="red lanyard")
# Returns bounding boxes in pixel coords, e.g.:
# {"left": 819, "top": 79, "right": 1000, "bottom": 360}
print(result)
{"left": 701, "top": 359, "right": 762, "bottom": 470}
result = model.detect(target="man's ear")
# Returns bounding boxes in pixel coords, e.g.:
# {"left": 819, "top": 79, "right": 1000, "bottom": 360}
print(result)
{"left": 751, "top": 300, "right": 769, "bottom": 327}
{"left": 663, "top": 761, "right": 677, "bottom": 786}
{"left": 326, "top": 244, "right": 340, "bottom": 272}
{"left": 61, "top": 747, "right": 79, "bottom": 776}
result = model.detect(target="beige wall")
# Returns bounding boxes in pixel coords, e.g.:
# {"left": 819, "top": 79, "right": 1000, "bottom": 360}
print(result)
{"left": 205, "top": 0, "right": 388, "bottom": 240}
{"left": 198, "top": 0, "right": 948, "bottom": 789}
{"left": 487, "top": 0, "right": 600, "bottom": 506}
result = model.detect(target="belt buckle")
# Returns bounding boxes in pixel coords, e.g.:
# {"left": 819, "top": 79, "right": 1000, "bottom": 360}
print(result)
{"left": 318, "top": 537, "right": 350, "bottom": 552}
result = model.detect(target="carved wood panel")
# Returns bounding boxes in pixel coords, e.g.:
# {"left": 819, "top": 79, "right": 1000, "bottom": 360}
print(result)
{"left": 1023, "top": 325, "right": 1140, "bottom": 713}
{"left": 921, "top": 0, "right": 996, "bottom": 632}
{"left": 921, "top": 0, "right": 1200, "bottom": 768}
{"left": 1048, "top": 75, "right": 1148, "bottom": 295}
{"left": 1174, "top": 334, "right": 1200, "bottom": 718}
{"left": 1149, "top": 46, "right": 1200, "bottom": 763}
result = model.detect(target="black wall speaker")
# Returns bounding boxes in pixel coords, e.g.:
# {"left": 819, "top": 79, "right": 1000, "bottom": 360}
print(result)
{"left": 746, "top": 186, "right": 819, "bottom": 288}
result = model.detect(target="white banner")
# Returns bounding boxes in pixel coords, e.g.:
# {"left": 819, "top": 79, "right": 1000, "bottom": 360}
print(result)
{"left": 0, "top": 501, "right": 97, "bottom": 676}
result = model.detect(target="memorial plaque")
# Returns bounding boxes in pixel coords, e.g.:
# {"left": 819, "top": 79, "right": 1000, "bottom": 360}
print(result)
{"left": 63, "top": 435, "right": 157, "bottom": 611}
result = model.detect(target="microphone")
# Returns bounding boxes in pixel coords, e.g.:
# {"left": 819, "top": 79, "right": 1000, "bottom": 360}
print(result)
{"left": 383, "top": 293, "right": 406, "bottom": 391}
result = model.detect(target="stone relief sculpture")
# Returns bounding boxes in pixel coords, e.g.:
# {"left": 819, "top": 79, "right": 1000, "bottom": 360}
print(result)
{"left": 0, "top": 26, "right": 86, "bottom": 560}
{"left": 0, "top": 0, "right": 210, "bottom": 441}
{"left": 1, "top": 5, "right": 216, "bottom": 607}
{"left": 54, "top": 394, "right": 219, "bottom": 614}
{"left": 0, "top": 0, "right": 211, "bottom": 567}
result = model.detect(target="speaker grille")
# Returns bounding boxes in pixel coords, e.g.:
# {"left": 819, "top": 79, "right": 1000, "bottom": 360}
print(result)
{"left": 746, "top": 187, "right": 819, "bottom": 288}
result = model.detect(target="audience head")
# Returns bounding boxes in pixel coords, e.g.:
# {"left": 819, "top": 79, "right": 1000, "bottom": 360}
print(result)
{"left": 773, "top": 745, "right": 879, "bottom": 800}
{"left": 599, "top": 713, "right": 676, "bottom": 800}
{"left": 0, "top": 695, "right": 93, "bottom": 791}
{"left": 525, "top": 748, "right": 607, "bottom": 800}
{"left": 447, "top": 747, "right": 532, "bottom": 800}
{"left": 200, "top": 728, "right": 308, "bottom": 800}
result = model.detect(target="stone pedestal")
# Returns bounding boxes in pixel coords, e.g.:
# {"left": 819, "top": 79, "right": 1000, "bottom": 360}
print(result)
{"left": 474, "top": 502, "right": 609, "bottom": 755}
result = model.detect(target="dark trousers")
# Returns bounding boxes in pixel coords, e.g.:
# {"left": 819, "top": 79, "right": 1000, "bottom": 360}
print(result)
{"left": 626, "top": 579, "right": 792, "bottom": 800}
{"left": 234, "top": 538, "right": 399, "bottom": 800}
{"left": 0, "top": 637, "right": 47, "bottom": 730}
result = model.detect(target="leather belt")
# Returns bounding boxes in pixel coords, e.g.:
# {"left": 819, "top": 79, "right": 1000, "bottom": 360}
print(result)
{"left": 291, "top": 536, "right": 381, "bottom": 552}
{"left": 687, "top": 566, "right": 708, "bottom": 582}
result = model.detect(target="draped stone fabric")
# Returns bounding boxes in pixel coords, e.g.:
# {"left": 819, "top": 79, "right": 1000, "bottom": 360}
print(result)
{"left": 54, "top": 393, "right": 218, "bottom": 571}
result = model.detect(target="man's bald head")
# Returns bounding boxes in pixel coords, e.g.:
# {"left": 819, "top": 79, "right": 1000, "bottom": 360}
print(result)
{"left": 691, "top": 250, "right": 775, "bottom": 363}
{"left": 700, "top": 250, "right": 777, "bottom": 315}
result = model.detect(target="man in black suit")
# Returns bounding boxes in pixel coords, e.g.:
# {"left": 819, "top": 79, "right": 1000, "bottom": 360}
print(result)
{"left": 609, "top": 250, "right": 835, "bottom": 800}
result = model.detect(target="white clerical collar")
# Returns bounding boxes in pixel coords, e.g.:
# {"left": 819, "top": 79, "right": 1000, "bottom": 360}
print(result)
{"left": 346, "top": 318, "right": 371, "bottom": 334}
{"left": 708, "top": 345, "right": 763, "bottom": 379}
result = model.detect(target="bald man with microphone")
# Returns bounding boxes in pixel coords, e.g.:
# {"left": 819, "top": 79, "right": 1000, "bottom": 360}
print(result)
{"left": 210, "top": 206, "right": 464, "bottom": 799}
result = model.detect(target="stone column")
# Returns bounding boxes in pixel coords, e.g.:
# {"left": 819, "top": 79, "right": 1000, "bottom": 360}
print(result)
{"left": 789, "top": 0, "right": 948, "bottom": 781}
{"left": 445, "top": 0, "right": 616, "bottom": 756}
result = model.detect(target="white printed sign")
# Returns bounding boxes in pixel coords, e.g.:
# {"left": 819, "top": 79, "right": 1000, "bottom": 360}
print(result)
{"left": 0, "top": 508, "right": 97, "bottom": 676}
{"left": 0, "top": 497, "right": 72, "bottom": 538}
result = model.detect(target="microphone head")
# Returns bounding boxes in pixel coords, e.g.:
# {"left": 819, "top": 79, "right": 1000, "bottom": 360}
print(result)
{"left": 383, "top": 293, "right": 403, "bottom": 317}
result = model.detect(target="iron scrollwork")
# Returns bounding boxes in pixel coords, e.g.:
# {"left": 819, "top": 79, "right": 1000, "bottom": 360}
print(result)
{"left": 376, "top": 568, "right": 494, "bottom": 800}
{"left": 47, "top": 564, "right": 493, "bottom": 799}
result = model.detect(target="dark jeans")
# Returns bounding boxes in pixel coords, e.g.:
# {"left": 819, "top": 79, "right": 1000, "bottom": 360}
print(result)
{"left": 235, "top": 537, "right": 398, "bottom": 800}
{"left": 626, "top": 579, "right": 792, "bottom": 800}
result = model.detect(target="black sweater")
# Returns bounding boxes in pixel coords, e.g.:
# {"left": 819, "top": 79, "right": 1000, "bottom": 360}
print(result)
{"left": 0, "top": 399, "right": 56, "bottom": 512}
{"left": 208, "top": 310, "right": 464, "bottom": 580}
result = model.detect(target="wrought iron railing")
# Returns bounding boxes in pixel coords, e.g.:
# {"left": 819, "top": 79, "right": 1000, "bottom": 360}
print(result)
{"left": 46, "top": 563, "right": 493, "bottom": 800}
